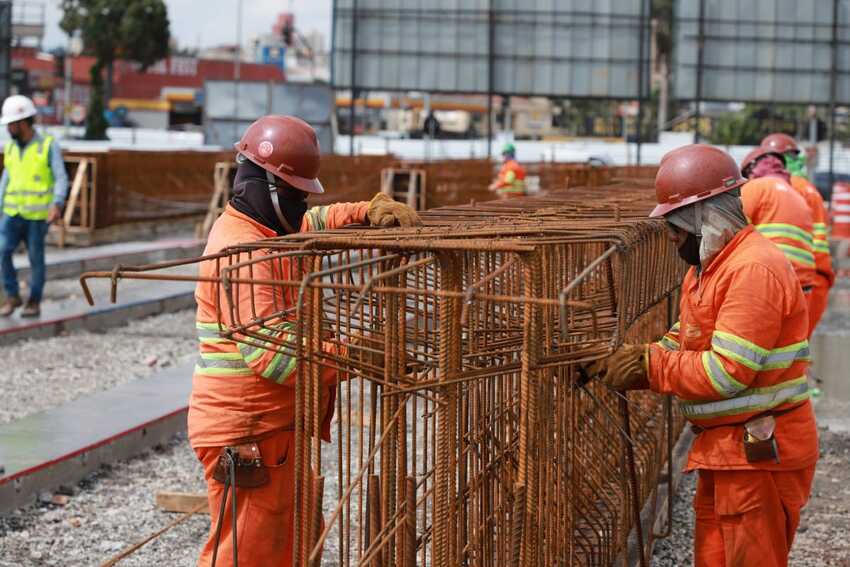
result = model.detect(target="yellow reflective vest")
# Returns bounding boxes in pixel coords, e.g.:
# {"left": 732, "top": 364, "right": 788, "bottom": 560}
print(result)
{"left": 3, "top": 136, "right": 55, "bottom": 220}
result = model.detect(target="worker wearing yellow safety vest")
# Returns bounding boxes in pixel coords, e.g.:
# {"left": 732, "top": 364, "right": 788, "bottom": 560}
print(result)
{"left": 488, "top": 143, "right": 526, "bottom": 199}
{"left": 587, "top": 145, "right": 817, "bottom": 567}
{"left": 0, "top": 95, "right": 68, "bottom": 318}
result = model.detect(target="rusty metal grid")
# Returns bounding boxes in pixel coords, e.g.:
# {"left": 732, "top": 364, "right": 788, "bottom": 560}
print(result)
{"left": 81, "top": 192, "right": 686, "bottom": 567}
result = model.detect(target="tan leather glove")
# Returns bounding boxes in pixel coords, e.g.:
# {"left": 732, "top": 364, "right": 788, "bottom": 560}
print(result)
{"left": 367, "top": 193, "right": 422, "bottom": 228}
{"left": 584, "top": 344, "right": 650, "bottom": 391}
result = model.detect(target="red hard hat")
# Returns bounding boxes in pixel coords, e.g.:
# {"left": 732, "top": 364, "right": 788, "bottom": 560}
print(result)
{"left": 761, "top": 133, "right": 799, "bottom": 155}
{"left": 649, "top": 144, "right": 746, "bottom": 218}
{"left": 234, "top": 115, "right": 324, "bottom": 194}
{"left": 740, "top": 146, "right": 784, "bottom": 178}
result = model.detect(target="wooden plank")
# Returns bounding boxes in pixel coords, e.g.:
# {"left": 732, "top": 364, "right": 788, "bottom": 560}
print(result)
{"left": 155, "top": 491, "right": 209, "bottom": 514}
{"left": 197, "top": 161, "right": 232, "bottom": 239}
{"left": 62, "top": 160, "right": 86, "bottom": 227}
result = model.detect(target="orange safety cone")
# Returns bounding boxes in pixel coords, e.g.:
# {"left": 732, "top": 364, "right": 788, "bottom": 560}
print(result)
{"left": 831, "top": 182, "right": 850, "bottom": 239}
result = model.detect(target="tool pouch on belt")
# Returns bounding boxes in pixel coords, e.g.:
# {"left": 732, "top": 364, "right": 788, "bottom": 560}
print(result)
{"left": 743, "top": 415, "right": 780, "bottom": 464}
{"left": 212, "top": 442, "right": 270, "bottom": 488}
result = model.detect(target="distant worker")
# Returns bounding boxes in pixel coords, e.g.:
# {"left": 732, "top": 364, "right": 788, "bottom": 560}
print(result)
{"left": 741, "top": 146, "right": 819, "bottom": 335}
{"left": 761, "top": 133, "right": 834, "bottom": 331}
{"left": 588, "top": 144, "right": 817, "bottom": 567}
{"left": 423, "top": 111, "right": 441, "bottom": 139}
{"left": 488, "top": 142, "right": 526, "bottom": 199}
{"left": 0, "top": 95, "right": 68, "bottom": 318}
{"left": 189, "top": 115, "right": 420, "bottom": 567}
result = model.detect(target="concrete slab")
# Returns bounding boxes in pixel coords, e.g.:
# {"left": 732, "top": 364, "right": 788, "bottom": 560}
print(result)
{"left": 811, "top": 281, "right": 850, "bottom": 402}
{"left": 0, "top": 275, "right": 196, "bottom": 345}
{"left": 0, "top": 364, "right": 193, "bottom": 513}
{"left": 12, "top": 237, "right": 204, "bottom": 281}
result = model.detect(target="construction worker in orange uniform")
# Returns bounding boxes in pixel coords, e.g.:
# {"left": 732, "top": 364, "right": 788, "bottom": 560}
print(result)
{"left": 588, "top": 145, "right": 818, "bottom": 567}
{"left": 761, "top": 133, "right": 835, "bottom": 331}
{"left": 488, "top": 142, "right": 526, "bottom": 199}
{"left": 740, "top": 147, "right": 819, "bottom": 335}
{"left": 189, "top": 115, "right": 421, "bottom": 567}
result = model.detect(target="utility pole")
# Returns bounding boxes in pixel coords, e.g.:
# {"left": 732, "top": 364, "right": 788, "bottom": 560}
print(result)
{"left": 233, "top": 0, "right": 243, "bottom": 142}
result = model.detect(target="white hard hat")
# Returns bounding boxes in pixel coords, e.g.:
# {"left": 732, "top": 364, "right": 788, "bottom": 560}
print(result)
{"left": 1, "top": 95, "right": 37, "bottom": 125}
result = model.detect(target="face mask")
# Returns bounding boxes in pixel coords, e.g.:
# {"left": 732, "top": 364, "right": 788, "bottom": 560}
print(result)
{"left": 678, "top": 232, "right": 702, "bottom": 266}
{"left": 231, "top": 159, "right": 309, "bottom": 235}
{"left": 784, "top": 153, "right": 807, "bottom": 178}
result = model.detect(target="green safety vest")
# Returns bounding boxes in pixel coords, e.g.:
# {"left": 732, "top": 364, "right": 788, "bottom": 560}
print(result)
{"left": 3, "top": 136, "right": 55, "bottom": 221}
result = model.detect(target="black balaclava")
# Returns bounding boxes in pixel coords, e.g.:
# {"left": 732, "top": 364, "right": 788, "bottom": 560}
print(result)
{"left": 678, "top": 233, "right": 702, "bottom": 266}
{"left": 230, "top": 156, "right": 308, "bottom": 236}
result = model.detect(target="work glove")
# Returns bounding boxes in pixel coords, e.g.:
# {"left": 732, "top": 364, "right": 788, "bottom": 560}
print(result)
{"left": 582, "top": 343, "right": 650, "bottom": 391}
{"left": 367, "top": 193, "right": 422, "bottom": 228}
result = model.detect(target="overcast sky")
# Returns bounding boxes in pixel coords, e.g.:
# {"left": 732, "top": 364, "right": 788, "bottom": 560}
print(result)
{"left": 42, "top": 0, "right": 333, "bottom": 51}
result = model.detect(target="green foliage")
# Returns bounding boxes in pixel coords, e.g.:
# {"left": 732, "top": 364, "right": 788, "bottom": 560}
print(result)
{"left": 708, "top": 104, "right": 804, "bottom": 145}
{"left": 60, "top": 0, "right": 170, "bottom": 140}
{"left": 709, "top": 109, "right": 764, "bottom": 146}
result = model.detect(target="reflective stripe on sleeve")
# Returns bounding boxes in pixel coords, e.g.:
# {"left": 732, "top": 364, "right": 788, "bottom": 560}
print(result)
{"left": 236, "top": 322, "right": 299, "bottom": 384}
{"left": 762, "top": 340, "right": 811, "bottom": 369}
{"left": 702, "top": 350, "right": 747, "bottom": 397}
{"left": 813, "top": 240, "right": 831, "bottom": 254}
{"left": 302, "top": 206, "right": 331, "bottom": 231}
{"left": 711, "top": 330, "right": 770, "bottom": 371}
{"left": 657, "top": 335, "right": 680, "bottom": 351}
{"left": 711, "top": 331, "right": 809, "bottom": 372}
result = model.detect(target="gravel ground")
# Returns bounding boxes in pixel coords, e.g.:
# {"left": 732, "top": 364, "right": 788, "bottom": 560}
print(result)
{"left": 652, "top": 427, "right": 850, "bottom": 566}
{"left": 0, "top": 309, "right": 197, "bottom": 424}
{"left": 0, "top": 435, "right": 207, "bottom": 567}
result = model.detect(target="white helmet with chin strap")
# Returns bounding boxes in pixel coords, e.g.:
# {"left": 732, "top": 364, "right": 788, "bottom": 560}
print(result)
{"left": 1, "top": 95, "right": 38, "bottom": 125}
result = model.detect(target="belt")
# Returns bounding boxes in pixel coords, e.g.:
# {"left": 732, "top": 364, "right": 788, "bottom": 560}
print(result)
{"left": 690, "top": 401, "right": 806, "bottom": 435}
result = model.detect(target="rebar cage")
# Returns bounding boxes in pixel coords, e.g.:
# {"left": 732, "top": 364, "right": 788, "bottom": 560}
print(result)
{"left": 81, "top": 187, "right": 686, "bottom": 567}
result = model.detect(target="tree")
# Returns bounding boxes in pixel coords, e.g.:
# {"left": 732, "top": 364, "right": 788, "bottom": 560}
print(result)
{"left": 60, "top": 0, "right": 170, "bottom": 139}
{"left": 708, "top": 105, "right": 764, "bottom": 146}
{"left": 652, "top": 0, "right": 674, "bottom": 132}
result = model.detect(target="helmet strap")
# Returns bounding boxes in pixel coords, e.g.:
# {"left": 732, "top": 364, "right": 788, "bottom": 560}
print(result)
{"left": 266, "top": 170, "right": 297, "bottom": 234}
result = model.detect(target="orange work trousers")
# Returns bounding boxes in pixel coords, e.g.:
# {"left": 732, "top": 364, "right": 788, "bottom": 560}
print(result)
{"left": 807, "top": 275, "right": 831, "bottom": 334}
{"left": 195, "top": 430, "right": 296, "bottom": 567}
{"left": 694, "top": 466, "right": 815, "bottom": 567}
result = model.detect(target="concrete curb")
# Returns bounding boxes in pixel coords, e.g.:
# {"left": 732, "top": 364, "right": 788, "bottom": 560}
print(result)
{"left": 0, "top": 291, "right": 196, "bottom": 346}
{"left": 0, "top": 365, "right": 192, "bottom": 514}
{"left": 16, "top": 240, "right": 205, "bottom": 282}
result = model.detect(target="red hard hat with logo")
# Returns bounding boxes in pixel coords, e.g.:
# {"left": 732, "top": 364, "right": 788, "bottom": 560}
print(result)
{"left": 649, "top": 144, "right": 746, "bottom": 218}
{"left": 761, "top": 133, "right": 799, "bottom": 155}
{"left": 234, "top": 115, "right": 324, "bottom": 194}
{"left": 740, "top": 146, "right": 784, "bottom": 178}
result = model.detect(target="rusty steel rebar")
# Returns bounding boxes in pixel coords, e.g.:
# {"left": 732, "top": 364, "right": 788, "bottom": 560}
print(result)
{"left": 82, "top": 186, "right": 686, "bottom": 566}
